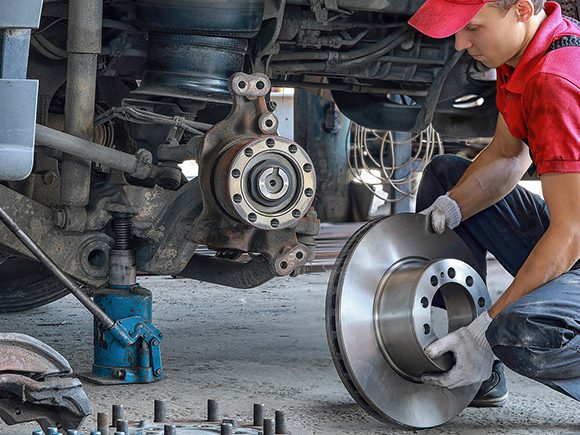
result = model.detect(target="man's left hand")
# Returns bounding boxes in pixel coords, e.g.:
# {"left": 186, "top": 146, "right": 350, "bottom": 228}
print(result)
{"left": 421, "top": 311, "right": 495, "bottom": 389}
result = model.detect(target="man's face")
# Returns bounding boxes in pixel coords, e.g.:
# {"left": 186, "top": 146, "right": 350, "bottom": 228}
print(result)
{"left": 454, "top": 4, "right": 527, "bottom": 67}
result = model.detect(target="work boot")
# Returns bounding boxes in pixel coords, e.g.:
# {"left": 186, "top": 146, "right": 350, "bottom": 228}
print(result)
{"left": 469, "top": 361, "right": 509, "bottom": 407}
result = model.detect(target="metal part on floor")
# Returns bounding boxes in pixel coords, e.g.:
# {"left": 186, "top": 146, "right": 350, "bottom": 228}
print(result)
{"left": 0, "top": 333, "right": 92, "bottom": 433}
{"left": 326, "top": 213, "right": 491, "bottom": 428}
{"left": 36, "top": 399, "right": 291, "bottom": 435}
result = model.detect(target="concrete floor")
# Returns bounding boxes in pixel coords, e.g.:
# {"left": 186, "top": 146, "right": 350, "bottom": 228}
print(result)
{"left": 1, "top": 259, "right": 578, "bottom": 435}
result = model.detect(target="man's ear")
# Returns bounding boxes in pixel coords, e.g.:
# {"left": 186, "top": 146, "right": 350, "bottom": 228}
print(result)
{"left": 515, "top": 0, "right": 535, "bottom": 22}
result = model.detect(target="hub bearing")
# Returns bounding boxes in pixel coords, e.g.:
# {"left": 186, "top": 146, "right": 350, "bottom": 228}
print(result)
{"left": 326, "top": 214, "right": 491, "bottom": 428}
{"left": 214, "top": 136, "right": 316, "bottom": 230}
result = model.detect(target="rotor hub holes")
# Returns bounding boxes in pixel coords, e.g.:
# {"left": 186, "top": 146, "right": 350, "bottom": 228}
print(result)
{"left": 375, "top": 258, "right": 489, "bottom": 381}
{"left": 218, "top": 136, "right": 316, "bottom": 230}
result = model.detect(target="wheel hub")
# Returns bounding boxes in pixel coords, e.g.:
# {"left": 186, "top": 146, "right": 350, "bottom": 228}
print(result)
{"left": 256, "top": 166, "right": 290, "bottom": 202}
{"left": 214, "top": 136, "right": 316, "bottom": 230}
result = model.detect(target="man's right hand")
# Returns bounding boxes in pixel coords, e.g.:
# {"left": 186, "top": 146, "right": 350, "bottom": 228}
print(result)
{"left": 419, "top": 193, "right": 462, "bottom": 234}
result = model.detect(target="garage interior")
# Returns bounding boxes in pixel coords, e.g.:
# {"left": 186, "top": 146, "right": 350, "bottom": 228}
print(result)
{"left": 1, "top": 0, "right": 579, "bottom": 434}
{"left": 1, "top": 250, "right": 579, "bottom": 434}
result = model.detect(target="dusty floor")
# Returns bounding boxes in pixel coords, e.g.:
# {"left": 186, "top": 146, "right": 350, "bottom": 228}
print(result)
{"left": 0, "top": 259, "right": 578, "bottom": 435}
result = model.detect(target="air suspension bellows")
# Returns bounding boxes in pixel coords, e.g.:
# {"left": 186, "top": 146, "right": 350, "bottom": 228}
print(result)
{"left": 134, "top": 0, "right": 265, "bottom": 102}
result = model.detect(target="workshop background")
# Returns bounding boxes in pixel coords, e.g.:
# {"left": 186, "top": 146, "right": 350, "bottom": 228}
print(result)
{"left": 1, "top": 0, "right": 578, "bottom": 433}
{"left": 0, "top": 90, "right": 576, "bottom": 435}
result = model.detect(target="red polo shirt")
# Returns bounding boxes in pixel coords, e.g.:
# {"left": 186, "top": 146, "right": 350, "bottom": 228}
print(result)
{"left": 496, "top": 2, "right": 580, "bottom": 175}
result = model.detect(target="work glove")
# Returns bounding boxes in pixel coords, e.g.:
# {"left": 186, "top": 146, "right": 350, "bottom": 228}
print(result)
{"left": 421, "top": 311, "right": 494, "bottom": 389}
{"left": 419, "top": 193, "right": 462, "bottom": 234}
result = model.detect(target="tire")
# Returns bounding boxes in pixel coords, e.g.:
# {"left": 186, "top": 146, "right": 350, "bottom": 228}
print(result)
{"left": 0, "top": 255, "right": 68, "bottom": 313}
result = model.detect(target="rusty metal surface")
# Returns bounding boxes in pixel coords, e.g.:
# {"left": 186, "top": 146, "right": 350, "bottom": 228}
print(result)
{"left": 0, "top": 71, "right": 319, "bottom": 291}
{"left": 0, "top": 333, "right": 71, "bottom": 376}
{"left": 129, "top": 178, "right": 203, "bottom": 275}
{"left": 178, "top": 254, "right": 278, "bottom": 289}
{"left": 0, "top": 184, "right": 112, "bottom": 287}
{"left": 213, "top": 135, "right": 316, "bottom": 230}
{"left": 192, "top": 221, "right": 361, "bottom": 277}
{"left": 60, "top": 0, "right": 103, "bottom": 207}
{"left": 189, "top": 72, "right": 320, "bottom": 283}
{"left": 0, "top": 333, "right": 92, "bottom": 432}
{"left": 0, "top": 374, "right": 92, "bottom": 432}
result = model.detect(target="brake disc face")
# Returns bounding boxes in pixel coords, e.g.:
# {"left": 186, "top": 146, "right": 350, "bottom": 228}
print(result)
{"left": 326, "top": 214, "right": 491, "bottom": 428}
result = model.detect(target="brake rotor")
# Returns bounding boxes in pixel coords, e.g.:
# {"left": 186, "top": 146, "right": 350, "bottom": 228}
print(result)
{"left": 326, "top": 213, "right": 491, "bottom": 428}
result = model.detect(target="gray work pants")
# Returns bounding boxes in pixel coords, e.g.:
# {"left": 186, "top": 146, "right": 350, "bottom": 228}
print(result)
{"left": 416, "top": 155, "right": 580, "bottom": 401}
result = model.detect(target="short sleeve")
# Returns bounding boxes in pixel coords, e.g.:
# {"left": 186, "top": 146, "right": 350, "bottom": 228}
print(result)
{"left": 523, "top": 73, "right": 580, "bottom": 175}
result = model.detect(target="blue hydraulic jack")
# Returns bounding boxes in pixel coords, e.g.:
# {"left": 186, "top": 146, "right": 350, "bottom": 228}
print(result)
{"left": 0, "top": 205, "right": 164, "bottom": 386}
{"left": 86, "top": 213, "right": 164, "bottom": 384}
{"left": 88, "top": 284, "right": 163, "bottom": 384}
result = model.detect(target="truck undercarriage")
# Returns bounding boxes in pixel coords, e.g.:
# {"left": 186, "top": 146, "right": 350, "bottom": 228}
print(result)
{"left": 1, "top": 0, "right": 576, "bottom": 311}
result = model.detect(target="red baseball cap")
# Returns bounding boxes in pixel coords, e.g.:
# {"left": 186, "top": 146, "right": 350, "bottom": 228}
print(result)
{"left": 408, "top": 0, "right": 495, "bottom": 39}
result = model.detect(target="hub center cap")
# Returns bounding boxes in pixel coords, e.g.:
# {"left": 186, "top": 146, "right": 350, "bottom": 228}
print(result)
{"left": 257, "top": 167, "right": 290, "bottom": 201}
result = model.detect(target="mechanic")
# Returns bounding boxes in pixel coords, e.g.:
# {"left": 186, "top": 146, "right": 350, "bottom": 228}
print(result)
{"left": 408, "top": 0, "right": 579, "bottom": 406}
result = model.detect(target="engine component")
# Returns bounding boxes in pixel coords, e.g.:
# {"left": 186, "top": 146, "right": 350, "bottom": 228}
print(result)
{"left": 326, "top": 213, "right": 491, "bottom": 428}
{"left": 36, "top": 399, "right": 291, "bottom": 435}
{"left": 0, "top": 333, "right": 92, "bottom": 433}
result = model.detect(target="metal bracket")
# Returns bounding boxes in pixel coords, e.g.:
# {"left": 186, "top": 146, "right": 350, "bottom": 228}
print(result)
{"left": 309, "top": 0, "right": 352, "bottom": 23}
{"left": 0, "top": 0, "right": 43, "bottom": 28}
{"left": 0, "top": 0, "right": 44, "bottom": 180}
{"left": 0, "top": 79, "right": 38, "bottom": 180}
{"left": 0, "top": 184, "right": 113, "bottom": 287}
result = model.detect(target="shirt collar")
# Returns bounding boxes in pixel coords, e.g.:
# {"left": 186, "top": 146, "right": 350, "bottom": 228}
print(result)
{"left": 503, "top": 2, "right": 566, "bottom": 94}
